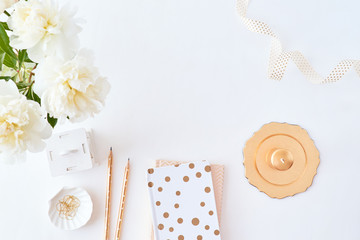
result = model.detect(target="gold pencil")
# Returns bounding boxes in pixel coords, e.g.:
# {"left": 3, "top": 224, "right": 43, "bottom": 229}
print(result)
{"left": 103, "top": 147, "right": 113, "bottom": 240}
{"left": 114, "top": 158, "right": 130, "bottom": 240}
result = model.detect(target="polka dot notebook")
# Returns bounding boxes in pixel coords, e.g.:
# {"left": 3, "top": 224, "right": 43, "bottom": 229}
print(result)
{"left": 147, "top": 161, "right": 222, "bottom": 240}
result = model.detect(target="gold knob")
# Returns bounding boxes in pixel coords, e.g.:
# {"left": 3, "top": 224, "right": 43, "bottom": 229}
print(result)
{"left": 270, "top": 149, "right": 294, "bottom": 171}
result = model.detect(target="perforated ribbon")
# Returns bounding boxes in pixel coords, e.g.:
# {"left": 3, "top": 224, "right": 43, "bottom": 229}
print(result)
{"left": 237, "top": 0, "right": 360, "bottom": 84}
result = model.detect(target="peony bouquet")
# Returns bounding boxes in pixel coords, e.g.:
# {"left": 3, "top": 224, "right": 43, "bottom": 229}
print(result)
{"left": 0, "top": 0, "right": 110, "bottom": 163}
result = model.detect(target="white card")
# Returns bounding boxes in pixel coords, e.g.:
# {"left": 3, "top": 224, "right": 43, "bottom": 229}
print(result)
{"left": 147, "top": 161, "right": 221, "bottom": 240}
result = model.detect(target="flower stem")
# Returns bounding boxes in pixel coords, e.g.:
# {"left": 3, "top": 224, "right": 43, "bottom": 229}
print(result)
{"left": 28, "top": 63, "right": 38, "bottom": 83}
{"left": 28, "top": 72, "right": 34, "bottom": 83}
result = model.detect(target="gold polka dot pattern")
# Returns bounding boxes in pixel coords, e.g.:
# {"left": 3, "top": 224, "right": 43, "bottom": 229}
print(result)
{"left": 155, "top": 160, "right": 224, "bottom": 224}
{"left": 147, "top": 161, "right": 221, "bottom": 239}
{"left": 192, "top": 218, "right": 200, "bottom": 226}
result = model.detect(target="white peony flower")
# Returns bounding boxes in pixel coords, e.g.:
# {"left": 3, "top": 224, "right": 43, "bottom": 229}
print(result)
{"left": 0, "top": 80, "right": 52, "bottom": 164}
{"left": 34, "top": 49, "right": 110, "bottom": 122}
{"left": 0, "top": 0, "right": 17, "bottom": 13}
{"left": 7, "top": 0, "right": 82, "bottom": 62}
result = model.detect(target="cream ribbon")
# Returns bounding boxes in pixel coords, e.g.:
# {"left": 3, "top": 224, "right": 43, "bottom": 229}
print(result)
{"left": 237, "top": 0, "right": 360, "bottom": 84}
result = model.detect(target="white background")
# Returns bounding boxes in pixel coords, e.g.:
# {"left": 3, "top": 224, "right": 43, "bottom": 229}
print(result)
{"left": 1, "top": 0, "right": 360, "bottom": 239}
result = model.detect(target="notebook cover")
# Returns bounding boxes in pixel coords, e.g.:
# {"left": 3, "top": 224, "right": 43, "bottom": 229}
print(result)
{"left": 156, "top": 160, "right": 224, "bottom": 222}
{"left": 147, "top": 161, "right": 222, "bottom": 240}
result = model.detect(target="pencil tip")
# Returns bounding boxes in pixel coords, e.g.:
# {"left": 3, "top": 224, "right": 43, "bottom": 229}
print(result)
{"left": 128, "top": 158, "right": 130, "bottom": 162}
{"left": 110, "top": 147, "right": 112, "bottom": 151}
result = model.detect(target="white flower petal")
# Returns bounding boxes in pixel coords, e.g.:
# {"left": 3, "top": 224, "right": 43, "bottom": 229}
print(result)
{"left": 0, "top": 80, "right": 18, "bottom": 96}
{"left": 7, "top": 0, "right": 82, "bottom": 62}
{"left": 0, "top": 80, "right": 52, "bottom": 164}
{"left": 34, "top": 50, "right": 110, "bottom": 122}
{"left": 0, "top": 0, "right": 17, "bottom": 14}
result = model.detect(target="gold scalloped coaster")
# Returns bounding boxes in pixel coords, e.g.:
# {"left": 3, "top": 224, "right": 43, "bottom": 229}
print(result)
{"left": 243, "top": 122, "right": 320, "bottom": 198}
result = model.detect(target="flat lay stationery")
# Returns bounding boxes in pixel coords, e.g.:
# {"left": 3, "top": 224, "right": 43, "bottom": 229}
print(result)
{"left": 114, "top": 159, "right": 130, "bottom": 240}
{"left": 48, "top": 187, "right": 93, "bottom": 230}
{"left": 150, "top": 160, "right": 224, "bottom": 240}
{"left": 155, "top": 160, "right": 224, "bottom": 222}
{"left": 1, "top": 0, "right": 359, "bottom": 239}
{"left": 103, "top": 148, "right": 113, "bottom": 240}
{"left": 102, "top": 149, "right": 130, "bottom": 240}
{"left": 147, "top": 161, "right": 221, "bottom": 240}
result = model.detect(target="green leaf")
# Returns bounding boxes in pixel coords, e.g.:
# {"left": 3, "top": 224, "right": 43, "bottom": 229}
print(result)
{"left": 25, "top": 86, "right": 41, "bottom": 105}
{"left": 24, "top": 54, "right": 34, "bottom": 63}
{"left": 2, "top": 53, "right": 17, "bottom": 69}
{"left": 16, "top": 81, "right": 31, "bottom": 89}
{"left": 0, "top": 22, "right": 17, "bottom": 61}
{"left": 47, "top": 114, "right": 58, "bottom": 128}
{"left": 0, "top": 76, "right": 11, "bottom": 80}
{"left": 18, "top": 49, "right": 27, "bottom": 68}
{"left": 0, "top": 22, "right": 10, "bottom": 31}
{"left": 0, "top": 52, "right": 5, "bottom": 70}
{"left": 20, "top": 50, "right": 34, "bottom": 63}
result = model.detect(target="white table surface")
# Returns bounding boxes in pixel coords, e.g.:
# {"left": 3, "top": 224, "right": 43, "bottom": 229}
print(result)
{"left": 1, "top": 0, "right": 360, "bottom": 239}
